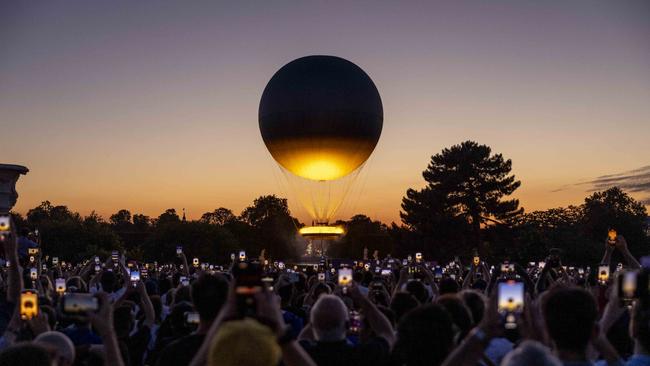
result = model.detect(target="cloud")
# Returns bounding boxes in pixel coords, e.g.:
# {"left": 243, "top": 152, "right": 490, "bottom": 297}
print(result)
{"left": 582, "top": 165, "right": 650, "bottom": 204}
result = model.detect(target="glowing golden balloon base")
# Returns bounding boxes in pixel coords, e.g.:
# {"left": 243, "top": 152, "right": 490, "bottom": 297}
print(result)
{"left": 299, "top": 225, "right": 344, "bottom": 240}
{"left": 299, "top": 225, "right": 344, "bottom": 257}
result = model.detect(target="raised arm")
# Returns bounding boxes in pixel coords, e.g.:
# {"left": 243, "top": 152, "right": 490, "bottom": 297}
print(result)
{"left": 350, "top": 283, "right": 395, "bottom": 347}
{"left": 615, "top": 236, "right": 641, "bottom": 269}
{"left": 89, "top": 292, "right": 125, "bottom": 366}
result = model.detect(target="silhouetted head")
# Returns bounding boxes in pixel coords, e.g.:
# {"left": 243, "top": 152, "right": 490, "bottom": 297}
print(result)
{"left": 191, "top": 273, "right": 228, "bottom": 324}
{"left": 543, "top": 287, "right": 598, "bottom": 354}
{"left": 310, "top": 295, "right": 349, "bottom": 342}
{"left": 393, "top": 304, "right": 455, "bottom": 366}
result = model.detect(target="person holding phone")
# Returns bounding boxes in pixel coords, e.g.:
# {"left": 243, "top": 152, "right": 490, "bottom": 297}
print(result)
{"left": 296, "top": 284, "right": 395, "bottom": 366}
{"left": 156, "top": 274, "right": 229, "bottom": 366}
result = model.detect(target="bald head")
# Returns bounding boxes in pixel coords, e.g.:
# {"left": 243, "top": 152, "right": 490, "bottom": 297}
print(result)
{"left": 310, "top": 295, "right": 349, "bottom": 342}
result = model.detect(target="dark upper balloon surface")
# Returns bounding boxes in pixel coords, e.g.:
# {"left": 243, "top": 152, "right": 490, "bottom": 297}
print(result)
{"left": 259, "top": 55, "right": 383, "bottom": 181}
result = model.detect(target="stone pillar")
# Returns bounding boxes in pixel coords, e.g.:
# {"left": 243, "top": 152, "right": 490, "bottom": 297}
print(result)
{"left": 0, "top": 164, "right": 29, "bottom": 214}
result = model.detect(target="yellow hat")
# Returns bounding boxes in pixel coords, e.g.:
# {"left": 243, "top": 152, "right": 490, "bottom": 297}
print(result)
{"left": 208, "top": 318, "right": 281, "bottom": 366}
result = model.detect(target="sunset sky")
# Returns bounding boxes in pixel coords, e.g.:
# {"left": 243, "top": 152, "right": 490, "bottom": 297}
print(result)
{"left": 2, "top": 1, "right": 649, "bottom": 224}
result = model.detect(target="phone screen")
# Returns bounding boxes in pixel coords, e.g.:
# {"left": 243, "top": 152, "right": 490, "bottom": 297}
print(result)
{"left": 55, "top": 278, "right": 66, "bottom": 293}
{"left": 498, "top": 281, "right": 524, "bottom": 329}
{"left": 52, "top": 257, "right": 58, "bottom": 265}
{"left": 434, "top": 266, "right": 443, "bottom": 279}
{"left": 598, "top": 265, "right": 610, "bottom": 284}
{"left": 415, "top": 253, "right": 422, "bottom": 262}
{"left": 176, "top": 246, "right": 183, "bottom": 255}
{"left": 30, "top": 268, "right": 38, "bottom": 280}
{"left": 473, "top": 257, "right": 480, "bottom": 266}
{"left": 238, "top": 251, "right": 246, "bottom": 261}
{"left": 20, "top": 290, "right": 38, "bottom": 320}
{"left": 130, "top": 270, "right": 140, "bottom": 283}
{"left": 338, "top": 268, "right": 352, "bottom": 287}
{"left": 63, "top": 293, "right": 99, "bottom": 314}
{"left": 620, "top": 271, "right": 637, "bottom": 301}
{"left": 0, "top": 215, "right": 10, "bottom": 241}
{"left": 318, "top": 273, "right": 325, "bottom": 281}
{"left": 185, "top": 312, "right": 200, "bottom": 325}
{"left": 193, "top": 258, "right": 199, "bottom": 266}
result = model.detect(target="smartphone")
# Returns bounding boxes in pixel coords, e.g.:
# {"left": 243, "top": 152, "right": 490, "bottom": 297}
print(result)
{"left": 381, "top": 269, "right": 391, "bottom": 276}
{"left": 94, "top": 256, "right": 100, "bottom": 264}
{"left": 598, "top": 265, "right": 610, "bottom": 284}
{"left": 94, "top": 264, "right": 101, "bottom": 272}
{"left": 180, "top": 276, "right": 189, "bottom": 287}
{"left": 608, "top": 229, "right": 617, "bottom": 246}
{"left": 111, "top": 251, "right": 118, "bottom": 262}
{"left": 232, "top": 261, "right": 263, "bottom": 318}
{"left": 185, "top": 311, "right": 200, "bottom": 325}
{"left": 28, "top": 248, "right": 39, "bottom": 255}
{"left": 434, "top": 266, "right": 443, "bottom": 279}
{"left": 30, "top": 267, "right": 38, "bottom": 280}
{"left": 473, "top": 256, "right": 480, "bottom": 266}
{"left": 538, "top": 261, "right": 545, "bottom": 269}
{"left": 501, "top": 263, "right": 515, "bottom": 273}
{"left": 192, "top": 258, "right": 199, "bottom": 266}
{"left": 338, "top": 268, "right": 352, "bottom": 288}
{"left": 317, "top": 273, "right": 325, "bottom": 281}
{"left": 20, "top": 290, "right": 38, "bottom": 320}
{"left": 348, "top": 310, "right": 362, "bottom": 335}
{"left": 52, "top": 257, "right": 59, "bottom": 265}
{"left": 0, "top": 215, "right": 11, "bottom": 241}
{"left": 238, "top": 251, "right": 246, "bottom": 261}
{"left": 415, "top": 253, "right": 422, "bottom": 263}
{"left": 29, "top": 256, "right": 35, "bottom": 263}
{"left": 497, "top": 280, "right": 524, "bottom": 329}
{"left": 278, "top": 262, "right": 285, "bottom": 270}
{"left": 62, "top": 293, "right": 99, "bottom": 314}
{"left": 176, "top": 246, "right": 183, "bottom": 255}
{"left": 130, "top": 270, "right": 140, "bottom": 286}
{"left": 41, "top": 264, "right": 47, "bottom": 271}
{"left": 55, "top": 278, "right": 66, "bottom": 293}
{"left": 619, "top": 271, "right": 637, "bottom": 305}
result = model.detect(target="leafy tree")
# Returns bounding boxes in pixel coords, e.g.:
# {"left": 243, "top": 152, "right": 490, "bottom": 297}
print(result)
{"left": 329, "top": 215, "right": 393, "bottom": 258}
{"left": 157, "top": 209, "right": 180, "bottom": 225}
{"left": 132, "top": 214, "right": 152, "bottom": 231}
{"left": 200, "top": 208, "right": 236, "bottom": 226}
{"left": 240, "top": 195, "right": 301, "bottom": 259}
{"left": 400, "top": 141, "right": 522, "bottom": 256}
{"left": 582, "top": 187, "right": 648, "bottom": 257}
{"left": 110, "top": 209, "right": 132, "bottom": 227}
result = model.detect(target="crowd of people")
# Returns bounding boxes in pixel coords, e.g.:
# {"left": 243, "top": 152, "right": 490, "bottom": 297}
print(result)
{"left": 0, "top": 216, "right": 648, "bottom": 366}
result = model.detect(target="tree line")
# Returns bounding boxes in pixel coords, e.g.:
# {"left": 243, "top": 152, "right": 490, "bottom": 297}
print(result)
{"left": 10, "top": 141, "right": 649, "bottom": 265}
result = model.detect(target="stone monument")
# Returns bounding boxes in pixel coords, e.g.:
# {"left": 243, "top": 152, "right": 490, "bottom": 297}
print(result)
{"left": 0, "top": 164, "right": 29, "bottom": 214}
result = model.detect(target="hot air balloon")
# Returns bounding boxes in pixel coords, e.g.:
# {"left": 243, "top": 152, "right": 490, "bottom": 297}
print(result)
{"left": 259, "top": 55, "right": 382, "bottom": 239}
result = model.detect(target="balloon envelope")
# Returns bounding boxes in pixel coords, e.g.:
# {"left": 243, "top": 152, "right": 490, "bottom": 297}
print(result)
{"left": 259, "top": 55, "right": 383, "bottom": 181}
